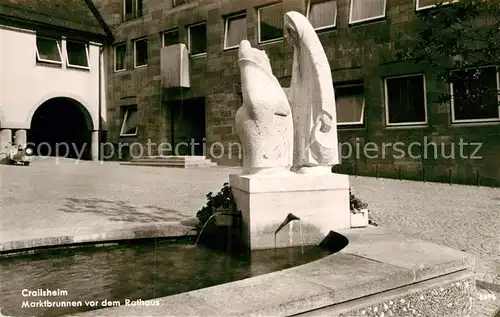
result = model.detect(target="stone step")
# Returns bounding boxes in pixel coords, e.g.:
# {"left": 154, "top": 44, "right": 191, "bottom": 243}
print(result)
{"left": 131, "top": 156, "right": 213, "bottom": 163}
{"left": 120, "top": 161, "right": 217, "bottom": 168}
{"left": 131, "top": 158, "right": 214, "bottom": 164}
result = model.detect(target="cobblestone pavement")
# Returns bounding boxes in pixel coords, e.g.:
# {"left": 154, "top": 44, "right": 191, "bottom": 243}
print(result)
{"left": 1, "top": 158, "right": 499, "bottom": 314}
{"left": 0, "top": 158, "right": 239, "bottom": 243}
{"left": 350, "top": 176, "right": 500, "bottom": 290}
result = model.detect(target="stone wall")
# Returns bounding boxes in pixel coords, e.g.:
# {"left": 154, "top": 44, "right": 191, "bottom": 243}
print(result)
{"left": 92, "top": 0, "right": 500, "bottom": 186}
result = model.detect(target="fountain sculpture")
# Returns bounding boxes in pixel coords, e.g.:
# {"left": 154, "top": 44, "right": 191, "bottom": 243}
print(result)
{"left": 230, "top": 11, "right": 351, "bottom": 250}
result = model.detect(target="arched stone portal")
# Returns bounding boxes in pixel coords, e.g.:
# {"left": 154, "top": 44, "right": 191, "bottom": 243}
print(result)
{"left": 28, "top": 97, "right": 94, "bottom": 160}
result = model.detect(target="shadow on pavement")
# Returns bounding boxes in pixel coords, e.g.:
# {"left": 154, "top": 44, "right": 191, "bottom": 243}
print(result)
{"left": 60, "top": 197, "right": 185, "bottom": 223}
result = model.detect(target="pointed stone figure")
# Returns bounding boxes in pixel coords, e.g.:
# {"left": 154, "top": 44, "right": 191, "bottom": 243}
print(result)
{"left": 284, "top": 11, "right": 340, "bottom": 174}
{"left": 234, "top": 40, "right": 293, "bottom": 175}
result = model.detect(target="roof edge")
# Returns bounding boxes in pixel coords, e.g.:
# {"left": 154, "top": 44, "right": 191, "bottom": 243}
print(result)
{"left": 0, "top": 14, "right": 108, "bottom": 42}
{"left": 84, "top": 0, "right": 115, "bottom": 44}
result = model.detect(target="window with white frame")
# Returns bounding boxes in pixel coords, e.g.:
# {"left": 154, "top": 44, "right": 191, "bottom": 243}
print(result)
{"left": 416, "top": 0, "right": 457, "bottom": 10}
{"left": 123, "top": 0, "right": 142, "bottom": 21}
{"left": 258, "top": 3, "right": 284, "bottom": 43}
{"left": 335, "top": 83, "right": 365, "bottom": 125}
{"left": 133, "top": 38, "right": 148, "bottom": 68}
{"left": 120, "top": 106, "right": 138, "bottom": 136}
{"left": 385, "top": 74, "right": 427, "bottom": 126}
{"left": 36, "top": 36, "right": 62, "bottom": 64}
{"left": 188, "top": 22, "right": 207, "bottom": 56}
{"left": 224, "top": 12, "right": 247, "bottom": 49}
{"left": 114, "top": 43, "right": 126, "bottom": 71}
{"left": 349, "top": 0, "right": 386, "bottom": 24}
{"left": 163, "top": 29, "right": 180, "bottom": 47}
{"left": 307, "top": 0, "right": 337, "bottom": 30}
{"left": 450, "top": 66, "right": 500, "bottom": 123}
{"left": 65, "top": 40, "right": 89, "bottom": 69}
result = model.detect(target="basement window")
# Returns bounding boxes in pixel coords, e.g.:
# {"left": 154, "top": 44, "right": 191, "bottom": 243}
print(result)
{"left": 36, "top": 36, "right": 63, "bottom": 64}
{"left": 120, "top": 107, "right": 138, "bottom": 136}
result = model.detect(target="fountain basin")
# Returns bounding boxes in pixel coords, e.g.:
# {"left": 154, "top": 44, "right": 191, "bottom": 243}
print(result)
{"left": 69, "top": 227, "right": 476, "bottom": 317}
{"left": 0, "top": 240, "right": 331, "bottom": 317}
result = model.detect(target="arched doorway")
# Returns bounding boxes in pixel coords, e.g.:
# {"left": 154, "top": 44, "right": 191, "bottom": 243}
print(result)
{"left": 28, "top": 97, "right": 93, "bottom": 160}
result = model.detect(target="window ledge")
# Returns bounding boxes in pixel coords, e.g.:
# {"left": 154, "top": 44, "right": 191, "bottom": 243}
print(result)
{"left": 258, "top": 38, "right": 284, "bottom": 46}
{"left": 67, "top": 65, "right": 90, "bottom": 72}
{"left": 385, "top": 124, "right": 428, "bottom": 130}
{"left": 120, "top": 134, "right": 138, "bottom": 137}
{"left": 223, "top": 45, "right": 239, "bottom": 52}
{"left": 190, "top": 52, "right": 207, "bottom": 59}
{"left": 451, "top": 120, "right": 500, "bottom": 127}
{"left": 134, "top": 64, "right": 148, "bottom": 69}
{"left": 349, "top": 16, "right": 386, "bottom": 27}
{"left": 338, "top": 124, "right": 365, "bottom": 130}
{"left": 114, "top": 68, "right": 127, "bottom": 73}
{"left": 315, "top": 25, "right": 337, "bottom": 33}
{"left": 36, "top": 60, "right": 62, "bottom": 68}
{"left": 122, "top": 16, "right": 144, "bottom": 24}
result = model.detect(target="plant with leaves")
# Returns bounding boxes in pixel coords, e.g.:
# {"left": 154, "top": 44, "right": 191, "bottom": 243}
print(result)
{"left": 396, "top": 0, "right": 500, "bottom": 120}
{"left": 196, "top": 182, "right": 238, "bottom": 227}
{"left": 349, "top": 188, "right": 368, "bottom": 213}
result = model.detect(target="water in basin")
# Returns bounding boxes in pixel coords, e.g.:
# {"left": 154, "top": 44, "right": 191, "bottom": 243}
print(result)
{"left": 0, "top": 239, "right": 331, "bottom": 317}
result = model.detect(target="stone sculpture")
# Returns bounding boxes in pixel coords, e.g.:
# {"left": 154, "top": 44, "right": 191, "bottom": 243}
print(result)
{"left": 284, "top": 11, "right": 340, "bottom": 174}
{"left": 234, "top": 40, "right": 293, "bottom": 175}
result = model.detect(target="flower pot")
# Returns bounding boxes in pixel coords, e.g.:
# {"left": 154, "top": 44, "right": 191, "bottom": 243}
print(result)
{"left": 214, "top": 213, "right": 233, "bottom": 227}
{"left": 350, "top": 208, "right": 368, "bottom": 228}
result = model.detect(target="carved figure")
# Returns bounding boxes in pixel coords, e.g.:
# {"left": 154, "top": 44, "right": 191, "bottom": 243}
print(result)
{"left": 235, "top": 40, "right": 293, "bottom": 174}
{"left": 284, "top": 11, "right": 339, "bottom": 173}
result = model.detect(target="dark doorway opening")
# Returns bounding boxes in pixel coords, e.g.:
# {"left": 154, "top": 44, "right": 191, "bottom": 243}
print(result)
{"left": 170, "top": 97, "right": 206, "bottom": 156}
{"left": 28, "top": 97, "right": 92, "bottom": 160}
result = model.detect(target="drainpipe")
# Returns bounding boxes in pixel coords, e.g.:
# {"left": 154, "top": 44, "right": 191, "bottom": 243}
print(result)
{"left": 98, "top": 45, "right": 103, "bottom": 161}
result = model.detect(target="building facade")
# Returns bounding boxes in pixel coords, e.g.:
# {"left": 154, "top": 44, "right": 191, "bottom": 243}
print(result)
{"left": 94, "top": 0, "right": 500, "bottom": 186}
{"left": 0, "top": 0, "right": 112, "bottom": 161}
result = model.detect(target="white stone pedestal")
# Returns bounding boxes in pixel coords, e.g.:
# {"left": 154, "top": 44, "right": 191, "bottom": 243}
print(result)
{"left": 229, "top": 172, "right": 350, "bottom": 250}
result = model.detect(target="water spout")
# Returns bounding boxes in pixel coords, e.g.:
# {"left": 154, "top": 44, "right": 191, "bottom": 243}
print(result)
{"left": 274, "top": 213, "right": 303, "bottom": 253}
{"left": 274, "top": 213, "right": 300, "bottom": 235}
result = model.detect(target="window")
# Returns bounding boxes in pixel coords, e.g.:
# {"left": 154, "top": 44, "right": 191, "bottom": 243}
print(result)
{"left": 65, "top": 40, "right": 89, "bottom": 69}
{"left": 120, "top": 107, "right": 138, "bottom": 136}
{"left": 335, "top": 83, "right": 365, "bottom": 125}
{"left": 123, "top": 0, "right": 142, "bottom": 21}
{"left": 416, "top": 0, "right": 457, "bottom": 10}
{"left": 35, "top": 36, "right": 62, "bottom": 64}
{"left": 162, "top": 29, "right": 180, "bottom": 47}
{"left": 188, "top": 22, "right": 207, "bottom": 56}
{"left": 114, "top": 43, "right": 126, "bottom": 72}
{"left": 349, "top": 0, "right": 386, "bottom": 24}
{"left": 450, "top": 66, "right": 500, "bottom": 123}
{"left": 258, "top": 3, "right": 284, "bottom": 43}
{"left": 224, "top": 13, "right": 247, "bottom": 49}
{"left": 133, "top": 38, "right": 148, "bottom": 68}
{"left": 385, "top": 74, "right": 427, "bottom": 126}
{"left": 307, "top": 0, "right": 337, "bottom": 30}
